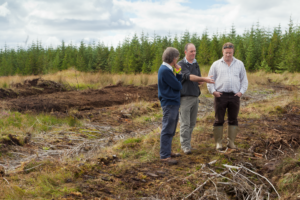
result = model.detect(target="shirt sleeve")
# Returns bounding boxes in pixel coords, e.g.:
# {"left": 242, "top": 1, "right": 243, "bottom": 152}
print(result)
{"left": 239, "top": 64, "right": 248, "bottom": 94}
{"left": 207, "top": 62, "right": 217, "bottom": 94}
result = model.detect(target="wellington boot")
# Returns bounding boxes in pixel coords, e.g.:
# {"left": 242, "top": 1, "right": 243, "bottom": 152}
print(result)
{"left": 227, "top": 125, "right": 238, "bottom": 149}
{"left": 213, "top": 126, "right": 223, "bottom": 150}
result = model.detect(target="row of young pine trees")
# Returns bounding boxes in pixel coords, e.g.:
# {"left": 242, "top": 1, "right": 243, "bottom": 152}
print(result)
{"left": 0, "top": 20, "right": 300, "bottom": 76}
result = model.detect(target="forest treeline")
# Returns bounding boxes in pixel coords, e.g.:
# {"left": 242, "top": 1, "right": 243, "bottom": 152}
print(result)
{"left": 1, "top": 20, "right": 300, "bottom": 76}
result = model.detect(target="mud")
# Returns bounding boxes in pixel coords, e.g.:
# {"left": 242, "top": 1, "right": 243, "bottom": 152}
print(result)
{"left": 2, "top": 80, "right": 158, "bottom": 113}
{"left": 0, "top": 78, "right": 71, "bottom": 99}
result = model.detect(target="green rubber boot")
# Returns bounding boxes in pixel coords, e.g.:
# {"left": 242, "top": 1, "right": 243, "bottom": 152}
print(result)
{"left": 213, "top": 126, "right": 223, "bottom": 150}
{"left": 227, "top": 125, "right": 238, "bottom": 149}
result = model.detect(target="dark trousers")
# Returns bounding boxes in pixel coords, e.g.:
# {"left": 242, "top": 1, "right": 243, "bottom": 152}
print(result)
{"left": 160, "top": 105, "right": 180, "bottom": 159}
{"left": 213, "top": 93, "right": 240, "bottom": 126}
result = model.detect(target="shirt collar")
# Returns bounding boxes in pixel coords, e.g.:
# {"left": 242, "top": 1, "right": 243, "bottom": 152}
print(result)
{"left": 221, "top": 56, "right": 237, "bottom": 64}
{"left": 162, "top": 62, "right": 173, "bottom": 71}
{"left": 184, "top": 57, "right": 197, "bottom": 64}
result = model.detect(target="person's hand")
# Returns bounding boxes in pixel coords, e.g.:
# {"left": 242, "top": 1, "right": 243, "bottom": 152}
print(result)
{"left": 213, "top": 91, "right": 222, "bottom": 97}
{"left": 204, "top": 75, "right": 215, "bottom": 84}
{"left": 234, "top": 92, "right": 242, "bottom": 97}
{"left": 198, "top": 82, "right": 204, "bottom": 86}
{"left": 175, "top": 63, "right": 181, "bottom": 70}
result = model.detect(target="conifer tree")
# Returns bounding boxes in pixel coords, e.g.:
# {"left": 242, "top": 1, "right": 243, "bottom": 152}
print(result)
{"left": 24, "top": 42, "right": 39, "bottom": 75}
{"left": 1, "top": 21, "right": 300, "bottom": 75}
{"left": 197, "top": 31, "right": 210, "bottom": 65}
{"left": 61, "top": 43, "right": 76, "bottom": 70}
{"left": 128, "top": 34, "right": 141, "bottom": 73}
{"left": 181, "top": 31, "right": 190, "bottom": 55}
{"left": 209, "top": 34, "right": 219, "bottom": 64}
{"left": 229, "top": 24, "right": 236, "bottom": 44}
{"left": 140, "top": 32, "right": 152, "bottom": 73}
{"left": 52, "top": 51, "right": 61, "bottom": 72}
{"left": 76, "top": 41, "right": 86, "bottom": 71}
{"left": 234, "top": 37, "right": 246, "bottom": 63}
{"left": 106, "top": 46, "right": 115, "bottom": 72}
{"left": 111, "top": 43, "right": 123, "bottom": 73}
{"left": 191, "top": 33, "right": 200, "bottom": 52}
{"left": 151, "top": 35, "right": 163, "bottom": 73}
{"left": 245, "top": 27, "right": 256, "bottom": 71}
{"left": 266, "top": 27, "right": 281, "bottom": 72}
{"left": 218, "top": 32, "right": 229, "bottom": 51}
{"left": 0, "top": 53, "right": 8, "bottom": 76}
{"left": 280, "top": 19, "right": 300, "bottom": 72}
{"left": 172, "top": 34, "right": 181, "bottom": 58}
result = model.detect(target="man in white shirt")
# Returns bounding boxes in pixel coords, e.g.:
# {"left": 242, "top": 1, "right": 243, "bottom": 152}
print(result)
{"left": 207, "top": 42, "right": 248, "bottom": 150}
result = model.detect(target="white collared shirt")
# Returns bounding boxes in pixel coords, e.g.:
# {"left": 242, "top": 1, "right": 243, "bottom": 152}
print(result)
{"left": 162, "top": 62, "right": 173, "bottom": 71}
{"left": 207, "top": 57, "right": 248, "bottom": 94}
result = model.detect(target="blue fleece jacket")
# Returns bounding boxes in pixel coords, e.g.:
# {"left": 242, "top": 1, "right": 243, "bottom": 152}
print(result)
{"left": 158, "top": 65, "right": 182, "bottom": 106}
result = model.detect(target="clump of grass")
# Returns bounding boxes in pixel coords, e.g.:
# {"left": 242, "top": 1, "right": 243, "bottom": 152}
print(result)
{"left": 120, "top": 138, "right": 143, "bottom": 149}
{"left": 117, "top": 101, "right": 161, "bottom": 122}
{"left": 68, "top": 115, "right": 80, "bottom": 127}
{"left": 140, "top": 74, "right": 149, "bottom": 85}
{"left": 123, "top": 138, "right": 142, "bottom": 144}
{"left": 2, "top": 82, "right": 8, "bottom": 88}
{"left": 1, "top": 168, "right": 76, "bottom": 199}
{"left": 0, "top": 110, "right": 81, "bottom": 138}
{"left": 112, "top": 126, "right": 161, "bottom": 162}
{"left": 274, "top": 106, "right": 288, "bottom": 114}
{"left": 278, "top": 172, "right": 300, "bottom": 192}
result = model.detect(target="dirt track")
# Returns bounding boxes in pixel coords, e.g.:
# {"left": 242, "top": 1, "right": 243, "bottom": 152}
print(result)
{"left": 1, "top": 79, "right": 158, "bottom": 113}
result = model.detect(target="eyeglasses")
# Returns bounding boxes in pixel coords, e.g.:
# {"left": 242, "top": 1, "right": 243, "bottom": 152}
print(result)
{"left": 223, "top": 45, "right": 234, "bottom": 49}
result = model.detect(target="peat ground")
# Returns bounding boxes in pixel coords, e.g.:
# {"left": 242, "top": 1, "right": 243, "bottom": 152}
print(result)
{"left": 0, "top": 78, "right": 300, "bottom": 199}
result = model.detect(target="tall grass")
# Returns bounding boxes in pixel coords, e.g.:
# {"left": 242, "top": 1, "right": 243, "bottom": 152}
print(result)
{"left": 1, "top": 68, "right": 300, "bottom": 90}
{"left": 0, "top": 69, "right": 158, "bottom": 89}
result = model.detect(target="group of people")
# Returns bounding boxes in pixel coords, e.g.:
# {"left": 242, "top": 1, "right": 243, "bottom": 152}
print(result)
{"left": 157, "top": 42, "right": 248, "bottom": 164}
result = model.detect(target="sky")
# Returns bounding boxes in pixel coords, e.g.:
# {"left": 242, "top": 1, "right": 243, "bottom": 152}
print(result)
{"left": 0, "top": 0, "right": 300, "bottom": 48}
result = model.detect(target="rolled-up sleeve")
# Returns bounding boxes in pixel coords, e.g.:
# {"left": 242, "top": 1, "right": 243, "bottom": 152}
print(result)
{"left": 207, "top": 63, "right": 217, "bottom": 94}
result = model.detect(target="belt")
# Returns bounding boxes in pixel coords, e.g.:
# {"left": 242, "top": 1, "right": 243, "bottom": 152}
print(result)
{"left": 219, "top": 92, "right": 235, "bottom": 95}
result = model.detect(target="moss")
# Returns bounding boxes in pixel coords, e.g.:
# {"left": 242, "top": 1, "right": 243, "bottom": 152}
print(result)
{"left": 123, "top": 138, "right": 142, "bottom": 144}
{"left": 275, "top": 106, "right": 288, "bottom": 114}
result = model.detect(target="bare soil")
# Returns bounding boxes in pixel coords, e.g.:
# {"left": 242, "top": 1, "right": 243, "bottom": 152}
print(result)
{"left": 1, "top": 78, "right": 158, "bottom": 113}
{"left": 0, "top": 78, "right": 70, "bottom": 99}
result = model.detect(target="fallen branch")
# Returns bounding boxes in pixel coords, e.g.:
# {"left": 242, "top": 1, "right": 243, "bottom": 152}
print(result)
{"left": 209, "top": 178, "right": 219, "bottom": 200}
{"left": 24, "top": 163, "right": 43, "bottom": 172}
{"left": 223, "top": 164, "right": 241, "bottom": 170}
{"left": 239, "top": 165, "right": 281, "bottom": 199}
{"left": 3, "top": 178, "right": 9, "bottom": 185}
{"left": 243, "top": 156, "right": 262, "bottom": 160}
{"left": 183, "top": 179, "right": 210, "bottom": 200}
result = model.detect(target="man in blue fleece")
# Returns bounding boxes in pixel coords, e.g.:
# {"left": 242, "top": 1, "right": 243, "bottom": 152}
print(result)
{"left": 158, "top": 47, "right": 182, "bottom": 165}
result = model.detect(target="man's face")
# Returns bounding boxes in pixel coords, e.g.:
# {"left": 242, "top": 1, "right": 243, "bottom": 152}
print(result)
{"left": 185, "top": 44, "right": 196, "bottom": 61}
{"left": 222, "top": 48, "right": 234, "bottom": 61}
